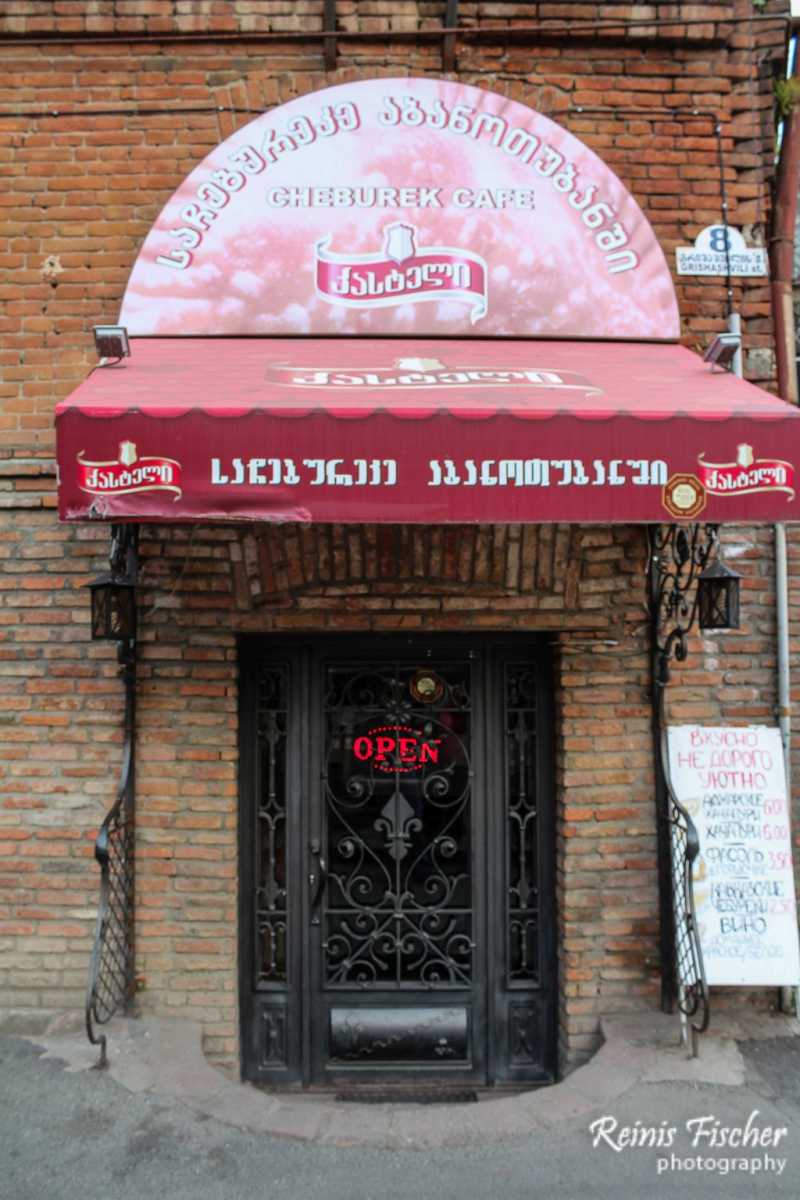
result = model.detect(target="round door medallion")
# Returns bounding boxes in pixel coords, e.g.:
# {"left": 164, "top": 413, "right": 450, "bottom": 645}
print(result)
{"left": 410, "top": 669, "right": 444, "bottom": 704}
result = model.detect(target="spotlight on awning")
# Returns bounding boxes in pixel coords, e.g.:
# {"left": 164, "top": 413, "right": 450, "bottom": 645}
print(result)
{"left": 703, "top": 332, "right": 740, "bottom": 373}
{"left": 93, "top": 325, "right": 130, "bottom": 362}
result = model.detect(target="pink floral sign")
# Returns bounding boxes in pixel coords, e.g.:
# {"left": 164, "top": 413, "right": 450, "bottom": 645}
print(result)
{"left": 119, "top": 78, "right": 679, "bottom": 339}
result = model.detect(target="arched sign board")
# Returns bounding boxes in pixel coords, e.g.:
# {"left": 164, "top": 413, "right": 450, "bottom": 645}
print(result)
{"left": 120, "top": 78, "right": 680, "bottom": 340}
{"left": 62, "top": 78, "right": 800, "bottom": 526}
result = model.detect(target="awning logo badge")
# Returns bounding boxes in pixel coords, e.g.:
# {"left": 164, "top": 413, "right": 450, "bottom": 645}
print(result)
{"left": 697, "top": 444, "right": 795, "bottom": 501}
{"left": 352, "top": 724, "right": 442, "bottom": 774}
{"left": 77, "top": 441, "right": 182, "bottom": 500}
{"left": 662, "top": 473, "right": 707, "bottom": 520}
{"left": 266, "top": 357, "right": 602, "bottom": 392}
{"left": 314, "top": 222, "right": 488, "bottom": 323}
{"left": 662, "top": 445, "right": 795, "bottom": 517}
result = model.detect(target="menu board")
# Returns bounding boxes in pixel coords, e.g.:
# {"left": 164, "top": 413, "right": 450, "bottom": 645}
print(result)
{"left": 667, "top": 725, "right": 800, "bottom": 987}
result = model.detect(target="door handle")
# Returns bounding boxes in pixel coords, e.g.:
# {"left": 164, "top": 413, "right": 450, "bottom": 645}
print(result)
{"left": 309, "top": 838, "right": 328, "bottom": 925}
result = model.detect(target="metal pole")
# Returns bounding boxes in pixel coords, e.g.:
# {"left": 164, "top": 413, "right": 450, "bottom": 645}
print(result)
{"left": 727, "top": 310, "right": 743, "bottom": 379}
{"left": 769, "top": 41, "right": 800, "bottom": 1005}
{"left": 775, "top": 522, "right": 797, "bottom": 1016}
{"left": 649, "top": 533, "right": 678, "bottom": 1012}
{"left": 715, "top": 121, "right": 734, "bottom": 318}
{"left": 769, "top": 34, "right": 800, "bottom": 407}
{"left": 776, "top": 523, "right": 792, "bottom": 795}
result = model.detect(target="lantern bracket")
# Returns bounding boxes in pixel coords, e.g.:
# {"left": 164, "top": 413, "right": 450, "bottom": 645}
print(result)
{"left": 112, "top": 521, "right": 137, "bottom": 665}
{"left": 650, "top": 522, "right": 720, "bottom": 700}
{"left": 109, "top": 522, "right": 138, "bottom": 585}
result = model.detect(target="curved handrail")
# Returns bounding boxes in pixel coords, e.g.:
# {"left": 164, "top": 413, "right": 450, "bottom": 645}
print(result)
{"left": 662, "top": 731, "right": 710, "bottom": 1044}
{"left": 85, "top": 660, "right": 136, "bottom": 1068}
{"left": 649, "top": 523, "right": 711, "bottom": 1049}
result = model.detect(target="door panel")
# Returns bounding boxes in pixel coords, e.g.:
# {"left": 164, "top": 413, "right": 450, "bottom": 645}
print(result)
{"left": 320, "top": 659, "right": 475, "bottom": 990}
{"left": 239, "top": 636, "right": 556, "bottom": 1089}
{"left": 490, "top": 650, "right": 558, "bottom": 1083}
{"left": 309, "top": 652, "right": 485, "bottom": 1085}
{"left": 239, "top": 655, "right": 303, "bottom": 1084}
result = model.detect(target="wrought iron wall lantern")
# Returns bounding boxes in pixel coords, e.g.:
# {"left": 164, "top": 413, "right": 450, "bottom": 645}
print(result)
{"left": 89, "top": 574, "right": 137, "bottom": 642}
{"left": 697, "top": 558, "right": 741, "bottom": 632}
{"left": 86, "top": 523, "right": 139, "bottom": 646}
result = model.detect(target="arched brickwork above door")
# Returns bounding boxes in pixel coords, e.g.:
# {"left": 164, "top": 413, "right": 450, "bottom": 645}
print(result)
{"left": 228, "top": 523, "right": 587, "bottom": 610}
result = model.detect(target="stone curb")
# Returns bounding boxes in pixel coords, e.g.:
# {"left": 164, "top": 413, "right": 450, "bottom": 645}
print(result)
{"left": 5, "top": 1007, "right": 792, "bottom": 1149}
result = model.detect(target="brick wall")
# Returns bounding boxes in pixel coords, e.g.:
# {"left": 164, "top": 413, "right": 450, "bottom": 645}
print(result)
{"left": 0, "top": 1, "right": 798, "bottom": 1074}
{"left": 0, "top": 503, "right": 662, "bottom": 1068}
{"left": 0, "top": 3, "right": 748, "bottom": 40}
{"left": 0, "top": 0, "right": 787, "bottom": 461}
{"left": 2, "top": 501, "right": 797, "bottom": 1070}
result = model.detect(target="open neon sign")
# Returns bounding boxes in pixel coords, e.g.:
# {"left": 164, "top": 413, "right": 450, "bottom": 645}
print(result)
{"left": 352, "top": 723, "right": 442, "bottom": 773}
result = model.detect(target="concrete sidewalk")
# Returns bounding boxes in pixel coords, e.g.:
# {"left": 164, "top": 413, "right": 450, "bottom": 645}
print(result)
{"left": 3, "top": 1012, "right": 800, "bottom": 1200}
{"left": 3, "top": 1006, "right": 799, "bottom": 1149}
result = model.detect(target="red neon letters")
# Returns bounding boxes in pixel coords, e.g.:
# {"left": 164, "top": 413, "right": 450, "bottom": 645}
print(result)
{"left": 352, "top": 724, "right": 441, "bottom": 772}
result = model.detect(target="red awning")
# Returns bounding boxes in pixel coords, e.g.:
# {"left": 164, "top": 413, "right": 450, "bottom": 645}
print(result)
{"left": 55, "top": 338, "right": 800, "bottom": 524}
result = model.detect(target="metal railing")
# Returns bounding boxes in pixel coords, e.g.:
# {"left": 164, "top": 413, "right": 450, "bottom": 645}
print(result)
{"left": 664, "top": 737, "right": 710, "bottom": 1053}
{"left": 649, "top": 524, "right": 711, "bottom": 1049}
{"left": 85, "top": 529, "right": 137, "bottom": 1068}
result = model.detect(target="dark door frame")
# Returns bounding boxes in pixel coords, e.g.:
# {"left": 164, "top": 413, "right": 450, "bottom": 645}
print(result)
{"left": 238, "top": 632, "right": 558, "bottom": 1090}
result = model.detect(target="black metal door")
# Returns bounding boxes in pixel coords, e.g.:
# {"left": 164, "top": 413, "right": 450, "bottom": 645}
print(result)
{"left": 308, "top": 651, "right": 484, "bottom": 1086}
{"left": 239, "top": 636, "right": 556, "bottom": 1089}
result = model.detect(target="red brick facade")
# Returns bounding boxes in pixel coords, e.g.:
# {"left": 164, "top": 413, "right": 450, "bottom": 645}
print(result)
{"left": 1, "top": 2, "right": 798, "bottom": 1076}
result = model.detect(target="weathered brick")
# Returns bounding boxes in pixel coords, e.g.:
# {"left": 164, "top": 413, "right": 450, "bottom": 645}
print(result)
{"left": 0, "top": 3, "right": 792, "bottom": 1079}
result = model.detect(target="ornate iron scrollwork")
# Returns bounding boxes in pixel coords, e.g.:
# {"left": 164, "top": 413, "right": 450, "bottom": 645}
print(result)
{"left": 85, "top": 524, "right": 138, "bottom": 1067}
{"left": 649, "top": 524, "right": 711, "bottom": 1047}
{"left": 650, "top": 523, "right": 720, "bottom": 689}
{"left": 322, "top": 662, "right": 475, "bottom": 990}
{"left": 506, "top": 665, "right": 540, "bottom": 984}
{"left": 255, "top": 666, "right": 289, "bottom": 980}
